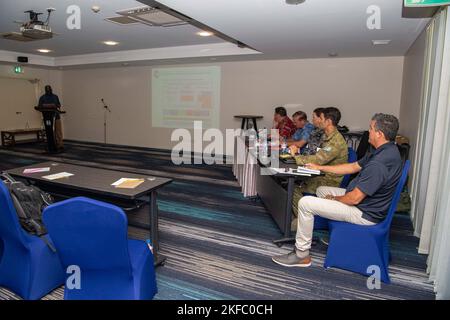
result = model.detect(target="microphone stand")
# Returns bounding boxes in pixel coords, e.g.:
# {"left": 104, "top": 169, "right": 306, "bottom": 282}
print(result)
{"left": 101, "top": 99, "right": 111, "bottom": 144}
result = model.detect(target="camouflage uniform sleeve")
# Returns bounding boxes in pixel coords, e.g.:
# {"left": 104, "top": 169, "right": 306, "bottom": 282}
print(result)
{"left": 294, "top": 142, "right": 340, "bottom": 166}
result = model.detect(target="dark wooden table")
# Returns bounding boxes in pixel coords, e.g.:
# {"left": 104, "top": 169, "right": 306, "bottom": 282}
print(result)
{"left": 7, "top": 161, "right": 172, "bottom": 266}
{"left": 1, "top": 128, "right": 45, "bottom": 147}
{"left": 234, "top": 115, "right": 263, "bottom": 132}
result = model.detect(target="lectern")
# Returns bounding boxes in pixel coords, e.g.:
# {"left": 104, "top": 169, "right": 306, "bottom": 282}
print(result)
{"left": 34, "top": 104, "right": 66, "bottom": 153}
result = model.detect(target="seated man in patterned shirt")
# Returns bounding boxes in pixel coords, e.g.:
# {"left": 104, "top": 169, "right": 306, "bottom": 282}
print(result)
{"left": 272, "top": 106, "right": 296, "bottom": 140}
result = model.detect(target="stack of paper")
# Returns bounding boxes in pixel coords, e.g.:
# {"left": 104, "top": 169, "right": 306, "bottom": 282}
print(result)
{"left": 112, "top": 178, "right": 145, "bottom": 189}
{"left": 42, "top": 172, "right": 74, "bottom": 180}
{"left": 23, "top": 167, "right": 50, "bottom": 174}
{"left": 268, "top": 168, "right": 312, "bottom": 176}
{"left": 297, "top": 166, "right": 321, "bottom": 175}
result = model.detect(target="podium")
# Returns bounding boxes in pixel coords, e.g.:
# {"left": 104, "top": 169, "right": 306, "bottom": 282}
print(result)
{"left": 34, "top": 105, "right": 66, "bottom": 153}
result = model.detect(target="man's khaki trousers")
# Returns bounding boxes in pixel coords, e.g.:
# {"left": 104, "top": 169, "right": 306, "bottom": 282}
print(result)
{"left": 295, "top": 186, "right": 376, "bottom": 252}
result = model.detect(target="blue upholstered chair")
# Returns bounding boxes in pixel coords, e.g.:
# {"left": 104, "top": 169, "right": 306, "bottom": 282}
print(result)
{"left": 0, "top": 180, "right": 64, "bottom": 300}
{"left": 339, "top": 147, "right": 358, "bottom": 189}
{"left": 42, "top": 197, "right": 157, "bottom": 300}
{"left": 313, "top": 147, "right": 357, "bottom": 230}
{"left": 324, "top": 160, "right": 410, "bottom": 283}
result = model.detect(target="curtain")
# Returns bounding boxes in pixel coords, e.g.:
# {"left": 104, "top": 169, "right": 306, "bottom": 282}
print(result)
{"left": 427, "top": 7, "right": 450, "bottom": 300}
{"left": 410, "top": 7, "right": 450, "bottom": 299}
{"left": 410, "top": 8, "right": 447, "bottom": 253}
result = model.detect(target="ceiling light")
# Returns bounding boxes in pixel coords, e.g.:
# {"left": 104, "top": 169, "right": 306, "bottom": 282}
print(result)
{"left": 197, "top": 31, "right": 214, "bottom": 37}
{"left": 372, "top": 40, "right": 391, "bottom": 45}
{"left": 285, "top": 0, "right": 306, "bottom": 5}
{"left": 37, "top": 49, "right": 52, "bottom": 53}
{"left": 91, "top": 5, "right": 101, "bottom": 13}
{"left": 328, "top": 52, "right": 338, "bottom": 57}
{"left": 103, "top": 40, "right": 119, "bottom": 46}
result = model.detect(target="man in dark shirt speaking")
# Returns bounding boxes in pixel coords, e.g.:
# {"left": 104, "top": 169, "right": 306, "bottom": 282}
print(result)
{"left": 38, "top": 85, "right": 64, "bottom": 150}
{"left": 272, "top": 113, "right": 402, "bottom": 268}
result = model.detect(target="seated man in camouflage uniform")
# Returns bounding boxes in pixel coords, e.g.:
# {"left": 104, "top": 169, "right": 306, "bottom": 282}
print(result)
{"left": 290, "top": 107, "right": 348, "bottom": 230}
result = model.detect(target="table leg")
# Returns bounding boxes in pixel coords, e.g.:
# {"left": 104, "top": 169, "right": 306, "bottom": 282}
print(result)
{"left": 284, "top": 177, "right": 294, "bottom": 237}
{"left": 273, "top": 177, "right": 295, "bottom": 245}
{"left": 252, "top": 118, "right": 258, "bottom": 133}
{"left": 149, "top": 191, "right": 166, "bottom": 267}
{"left": 241, "top": 118, "right": 246, "bottom": 130}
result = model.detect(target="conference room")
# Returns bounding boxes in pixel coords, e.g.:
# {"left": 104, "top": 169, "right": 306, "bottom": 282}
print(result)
{"left": 0, "top": 0, "right": 449, "bottom": 304}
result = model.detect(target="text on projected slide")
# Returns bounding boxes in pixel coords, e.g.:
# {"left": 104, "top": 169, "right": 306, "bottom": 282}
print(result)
{"left": 152, "top": 66, "right": 221, "bottom": 129}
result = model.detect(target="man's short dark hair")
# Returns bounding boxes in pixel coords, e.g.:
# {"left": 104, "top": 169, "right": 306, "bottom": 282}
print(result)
{"left": 274, "top": 106, "right": 287, "bottom": 117}
{"left": 313, "top": 107, "right": 325, "bottom": 117}
{"left": 371, "top": 113, "right": 399, "bottom": 141}
{"left": 323, "top": 107, "right": 341, "bottom": 126}
{"left": 292, "top": 111, "right": 307, "bottom": 121}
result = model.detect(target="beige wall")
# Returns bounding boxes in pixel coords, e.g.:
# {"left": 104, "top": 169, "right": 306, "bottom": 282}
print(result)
{"left": 0, "top": 64, "right": 62, "bottom": 135}
{"left": 61, "top": 56, "right": 404, "bottom": 153}
{"left": 399, "top": 29, "right": 427, "bottom": 165}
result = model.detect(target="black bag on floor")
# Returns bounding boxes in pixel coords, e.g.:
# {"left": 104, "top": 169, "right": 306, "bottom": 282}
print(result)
{"left": 0, "top": 172, "right": 56, "bottom": 252}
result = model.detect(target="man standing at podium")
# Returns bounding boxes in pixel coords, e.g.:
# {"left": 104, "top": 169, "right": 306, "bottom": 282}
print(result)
{"left": 38, "top": 85, "right": 64, "bottom": 150}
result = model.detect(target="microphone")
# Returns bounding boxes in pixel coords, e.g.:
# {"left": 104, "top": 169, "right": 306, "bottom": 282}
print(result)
{"left": 101, "top": 98, "right": 111, "bottom": 112}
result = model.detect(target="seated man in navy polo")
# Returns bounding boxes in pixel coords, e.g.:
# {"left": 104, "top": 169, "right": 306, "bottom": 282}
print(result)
{"left": 287, "top": 111, "right": 315, "bottom": 153}
{"left": 272, "top": 113, "right": 402, "bottom": 268}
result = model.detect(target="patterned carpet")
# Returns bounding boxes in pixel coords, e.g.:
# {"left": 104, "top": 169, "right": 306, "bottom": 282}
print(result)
{"left": 0, "top": 141, "right": 435, "bottom": 300}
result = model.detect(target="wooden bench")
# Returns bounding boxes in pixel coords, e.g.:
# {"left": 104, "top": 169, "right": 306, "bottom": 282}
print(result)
{"left": 1, "top": 128, "right": 46, "bottom": 147}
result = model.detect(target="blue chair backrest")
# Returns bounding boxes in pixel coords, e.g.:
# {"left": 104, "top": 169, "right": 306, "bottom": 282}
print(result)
{"left": 381, "top": 160, "right": 410, "bottom": 229}
{"left": 43, "top": 197, "right": 133, "bottom": 275}
{"left": 0, "top": 181, "right": 30, "bottom": 246}
{"left": 340, "top": 147, "right": 357, "bottom": 188}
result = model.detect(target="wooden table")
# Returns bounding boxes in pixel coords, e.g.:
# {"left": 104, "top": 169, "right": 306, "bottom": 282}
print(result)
{"left": 234, "top": 115, "right": 263, "bottom": 132}
{"left": 1, "top": 128, "right": 45, "bottom": 147}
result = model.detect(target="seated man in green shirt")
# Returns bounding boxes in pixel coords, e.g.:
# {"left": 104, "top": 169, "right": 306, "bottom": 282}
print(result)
{"left": 291, "top": 107, "right": 348, "bottom": 230}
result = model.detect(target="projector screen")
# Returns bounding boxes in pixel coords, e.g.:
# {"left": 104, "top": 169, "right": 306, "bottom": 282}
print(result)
{"left": 152, "top": 66, "right": 221, "bottom": 129}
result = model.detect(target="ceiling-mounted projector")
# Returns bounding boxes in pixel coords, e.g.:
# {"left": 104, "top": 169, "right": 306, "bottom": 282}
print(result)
{"left": 1, "top": 8, "right": 56, "bottom": 42}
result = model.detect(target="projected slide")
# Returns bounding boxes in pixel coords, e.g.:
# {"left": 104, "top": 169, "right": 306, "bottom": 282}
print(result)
{"left": 152, "top": 66, "right": 221, "bottom": 129}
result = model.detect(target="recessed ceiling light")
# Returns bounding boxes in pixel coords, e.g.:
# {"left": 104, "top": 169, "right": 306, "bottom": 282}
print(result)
{"left": 285, "top": 0, "right": 306, "bottom": 4}
{"left": 197, "top": 31, "right": 214, "bottom": 37}
{"left": 103, "top": 40, "right": 119, "bottom": 46}
{"left": 372, "top": 40, "right": 391, "bottom": 45}
{"left": 37, "top": 49, "right": 52, "bottom": 53}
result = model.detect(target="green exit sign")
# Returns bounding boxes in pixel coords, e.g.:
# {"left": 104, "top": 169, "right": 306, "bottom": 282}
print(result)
{"left": 14, "top": 66, "right": 23, "bottom": 74}
{"left": 405, "top": 0, "right": 450, "bottom": 7}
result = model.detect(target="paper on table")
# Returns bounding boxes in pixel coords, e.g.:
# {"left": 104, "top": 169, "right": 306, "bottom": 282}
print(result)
{"left": 42, "top": 172, "right": 74, "bottom": 180}
{"left": 269, "top": 167, "right": 311, "bottom": 176}
{"left": 23, "top": 167, "right": 50, "bottom": 174}
{"left": 297, "top": 166, "right": 321, "bottom": 175}
{"left": 112, "top": 178, "right": 145, "bottom": 189}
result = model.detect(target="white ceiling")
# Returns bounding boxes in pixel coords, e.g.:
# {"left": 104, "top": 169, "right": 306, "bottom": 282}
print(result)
{"left": 0, "top": 0, "right": 225, "bottom": 57}
{"left": 148, "top": 0, "right": 430, "bottom": 59}
{"left": 0, "top": 0, "right": 431, "bottom": 66}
